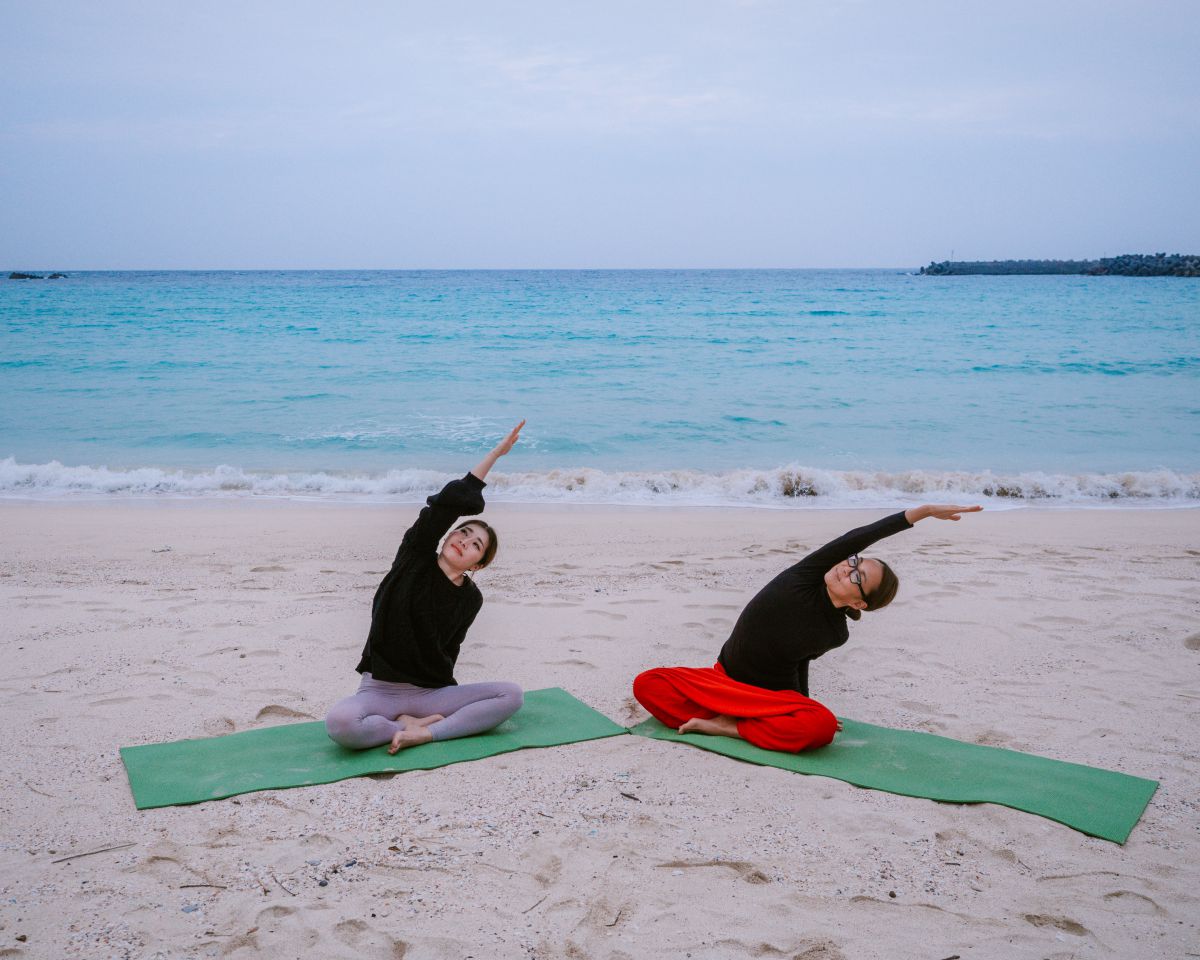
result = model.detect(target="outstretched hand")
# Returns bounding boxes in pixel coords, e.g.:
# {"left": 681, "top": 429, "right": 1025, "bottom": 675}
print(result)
{"left": 471, "top": 419, "right": 526, "bottom": 483}
{"left": 492, "top": 419, "right": 525, "bottom": 458}
{"left": 909, "top": 503, "right": 983, "bottom": 522}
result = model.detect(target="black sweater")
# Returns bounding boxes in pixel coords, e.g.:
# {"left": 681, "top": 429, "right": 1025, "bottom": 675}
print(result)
{"left": 717, "top": 511, "right": 912, "bottom": 696}
{"left": 356, "top": 473, "right": 487, "bottom": 686}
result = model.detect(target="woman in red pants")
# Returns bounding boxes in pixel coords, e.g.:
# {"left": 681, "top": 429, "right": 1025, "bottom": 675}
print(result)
{"left": 632, "top": 503, "right": 981, "bottom": 753}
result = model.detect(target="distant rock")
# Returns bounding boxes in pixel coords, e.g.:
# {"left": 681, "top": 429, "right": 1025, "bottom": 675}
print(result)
{"left": 920, "top": 254, "right": 1199, "bottom": 277}
{"left": 920, "top": 259, "right": 1096, "bottom": 276}
{"left": 8, "top": 271, "right": 44, "bottom": 280}
{"left": 1086, "top": 253, "right": 1200, "bottom": 277}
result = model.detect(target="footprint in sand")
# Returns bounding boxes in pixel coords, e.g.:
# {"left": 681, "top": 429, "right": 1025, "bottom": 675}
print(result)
{"left": 1184, "top": 632, "right": 1200, "bottom": 651}
{"left": 547, "top": 658, "right": 597, "bottom": 669}
{"left": 897, "top": 700, "right": 937, "bottom": 713}
{"left": 621, "top": 696, "right": 644, "bottom": 724}
{"left": 249, "top": 565, "right": 291, "bottom": 572}
{"left": 917, "top": 588, "right": 963, "bottom": 601}
{"left": 1023, "top": 914, "right": 1089, "bottom": 936}
{"left": 334, "top": 919, "right": 409, "bottom": 955}
{"left": 578, "top": 897, "right": 635, "bottom": 932}
{"left": 1101, "top": 891, "right": 1164, "bottom": 915}
{"left": 533, "top": 854, "right": 563, "bottom": 887}
{"left": 255, "top": 704, "right": 316, "bottom": 722}
{"left": 586, "top": 610, "right": 627, "bottom": 621}
{"left": 791, "top": 940, "right": 848, "bottom": 960}
{"left": 656, "top": 860, "right": 771, "bottom": 884}
{"left": 133, "top": 853, "right": 209, "bottom": 885}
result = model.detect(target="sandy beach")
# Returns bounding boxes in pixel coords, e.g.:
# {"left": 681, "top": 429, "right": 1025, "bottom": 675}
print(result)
{"left": 2, "top": 500, "right": 1197, "bottom": 959}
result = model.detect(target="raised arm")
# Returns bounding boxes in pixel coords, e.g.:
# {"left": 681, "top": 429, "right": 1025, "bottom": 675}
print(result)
{"left": 903, "top": 504, "right": 983, "bottom": 524}
{"left": 789, "top": 503, "right": 982, "bottom": 581}
{"left": 471, "top": 420, "right": 525, "bottom": 483}
{"left": 397, "top": 420, "right": 525, "bottom": 559}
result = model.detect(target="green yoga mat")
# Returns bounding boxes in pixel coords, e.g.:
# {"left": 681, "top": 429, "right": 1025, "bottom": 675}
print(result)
{"left": 630, "top": 717, "right": 1157, "bottom": 844}
{"left": 121, "top": 687, "right": 624, "bottom": 809}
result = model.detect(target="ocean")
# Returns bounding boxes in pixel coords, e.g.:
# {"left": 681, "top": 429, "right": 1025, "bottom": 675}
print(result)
{"left": 2, "top": 269, "right": 1197, "bottom": 506}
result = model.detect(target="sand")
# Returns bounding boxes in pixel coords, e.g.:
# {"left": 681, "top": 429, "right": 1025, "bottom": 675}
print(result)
{"left": 1, "top": 499, "right": 1197, "bottom": 959}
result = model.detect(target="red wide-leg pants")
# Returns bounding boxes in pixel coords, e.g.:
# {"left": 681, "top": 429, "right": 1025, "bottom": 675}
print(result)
{"left": 632, "top": 662, "right": 838, "bottom": 753}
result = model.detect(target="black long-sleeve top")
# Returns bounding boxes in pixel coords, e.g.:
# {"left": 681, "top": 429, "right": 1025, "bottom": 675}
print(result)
{"left": 355, "top": 473, "right": 487, "bottom": 687}
{"left": 717, "top": 511, "right": 912, "bottom": 696}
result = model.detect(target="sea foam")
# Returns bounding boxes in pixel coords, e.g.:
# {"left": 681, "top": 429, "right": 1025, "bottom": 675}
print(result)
{"left": 2, "top": 458, "right": 1196, "bottom": 507}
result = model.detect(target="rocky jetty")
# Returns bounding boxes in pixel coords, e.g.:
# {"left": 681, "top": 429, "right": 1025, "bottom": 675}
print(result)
{"left": 921, "top": 253, "right": 1199, "bottom": 277}
{"left": 1087, "top": 253, "right": 1200, "bottom": 277}
{"left": 7, "top": 271, "right": 68, "bottom": 280}
{"left": 921, "top": 259, "right": 1093, "bottom": 275}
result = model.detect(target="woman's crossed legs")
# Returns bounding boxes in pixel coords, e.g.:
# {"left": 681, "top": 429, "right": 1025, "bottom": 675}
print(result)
{"left": 326, "top": 673, "right": 523, "bottom": 752}
{"left": 633, "top": 665, "right": 837, "bottom": 754}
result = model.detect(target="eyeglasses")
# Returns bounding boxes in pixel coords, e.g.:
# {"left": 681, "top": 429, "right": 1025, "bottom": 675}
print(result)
{"left": 848, "top": 554, "right": 869, "bottom": 604}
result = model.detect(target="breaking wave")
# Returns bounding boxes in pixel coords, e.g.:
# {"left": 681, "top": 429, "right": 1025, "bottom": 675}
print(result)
{"left": 1, "top": 458, "right": 1197, "bottom": 507}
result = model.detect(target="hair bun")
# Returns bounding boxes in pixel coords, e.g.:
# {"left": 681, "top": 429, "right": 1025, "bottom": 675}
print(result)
{"left": 844, "top": 607, "right": 862, "bottom": 621}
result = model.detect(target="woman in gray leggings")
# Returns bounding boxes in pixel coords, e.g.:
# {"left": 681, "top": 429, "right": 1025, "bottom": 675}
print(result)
{"left": 325, "top": 422, "right": 525, "bottom": 754}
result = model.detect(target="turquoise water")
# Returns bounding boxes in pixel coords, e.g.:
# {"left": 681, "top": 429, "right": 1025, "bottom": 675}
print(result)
{"left": 1, "top": 270, "right": 1197, "bottom": 504}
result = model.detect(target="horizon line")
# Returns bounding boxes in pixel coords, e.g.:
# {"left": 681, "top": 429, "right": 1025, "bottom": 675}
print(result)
{"left": 6, "top": 265, "right": 923, "bottom": 273}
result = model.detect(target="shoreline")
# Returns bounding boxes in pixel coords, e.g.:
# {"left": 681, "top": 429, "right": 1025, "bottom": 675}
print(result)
{"left": 3, "top": 463, "right": 1198, "bottom": 509}
{"left": 4, "top": 494, "right": 1200, "bottom": 514}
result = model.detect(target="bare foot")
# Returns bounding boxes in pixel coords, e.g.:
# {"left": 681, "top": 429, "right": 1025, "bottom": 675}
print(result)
{"left": 388, "top": 725, "right": 434, "bottom": 754}
{"left": 396, "top": 713, "right": 444, "bottom": 729}
{"left": 678, "top": 715, "right": 741, "bottom": 739}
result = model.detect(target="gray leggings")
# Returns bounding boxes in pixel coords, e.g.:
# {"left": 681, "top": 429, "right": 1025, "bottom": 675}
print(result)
{"left": 325, "top": 673, "right": 524, "bottom": 749}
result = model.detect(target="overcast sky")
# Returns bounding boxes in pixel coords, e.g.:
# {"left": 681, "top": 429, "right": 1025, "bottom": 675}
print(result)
{"left": 2, "top": 1, "right": 1197, "bottom": 269}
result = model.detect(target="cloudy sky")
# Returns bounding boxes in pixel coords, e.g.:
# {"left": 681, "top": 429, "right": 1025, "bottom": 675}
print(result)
{"left": 2, "top": 1, "right": 1197, "bottom": 268}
